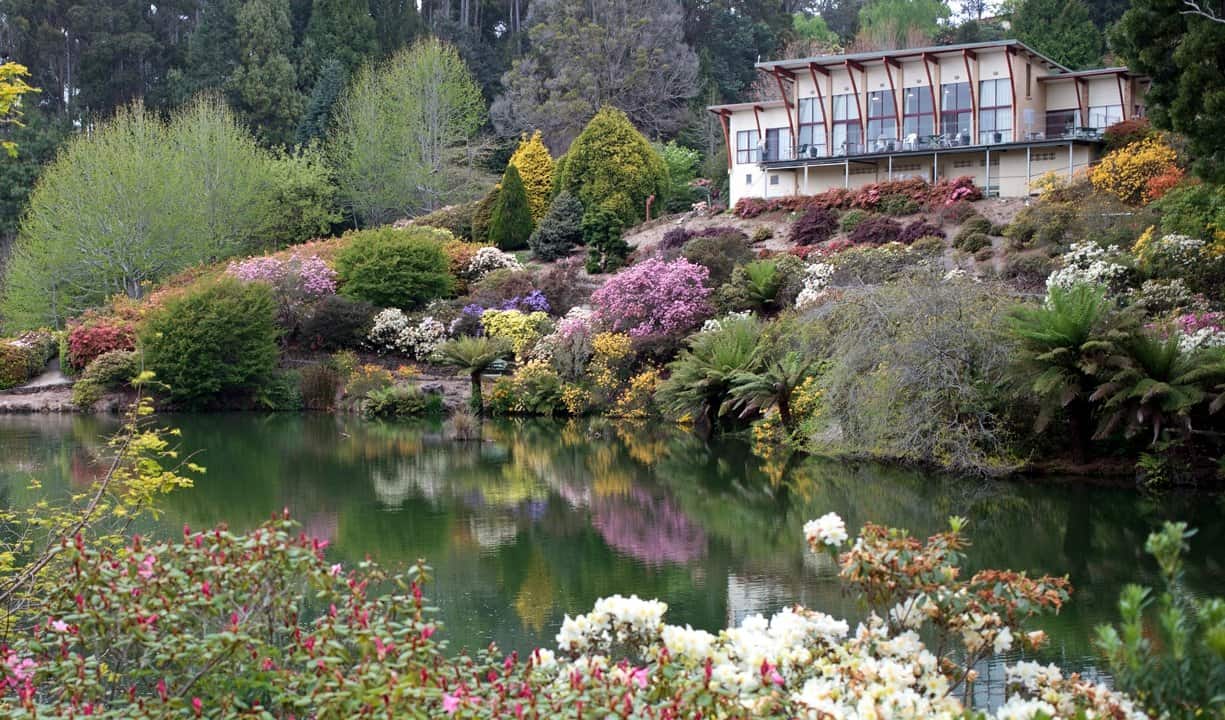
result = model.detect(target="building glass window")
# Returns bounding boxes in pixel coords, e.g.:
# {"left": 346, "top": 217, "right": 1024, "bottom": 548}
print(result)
{"left": 1045, "top": 109, "right": 1080, "bottom": 137}
{"left": 940, "top": 82, "right": 972, "bottom": 141}
{"left": 1087, "top": 105, "right": 1122, "bottom": 130}
{"left": 979, "top": 78, "right": 1012, "bottom": 144}
{"left": 902, "top": 87, "right": 934, "bottom": 141}
{"left": 798, "top": 97, "right": 825, "bottom": 156}
{"left": 765, "top": 127, "right": 792, "bottom": 162}
{"left": 866, "top": 90, "right": 897, "bottom": 147}
{"left": 832, "top": 94, "right": 861, "bottom": 155}
{"left": 736, "top": 129, "right": 760, "bottom": 165}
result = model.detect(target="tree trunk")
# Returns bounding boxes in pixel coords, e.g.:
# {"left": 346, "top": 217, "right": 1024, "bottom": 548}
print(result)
{"left": 1068, "top": 399, "right": 1091, "bottom": 465}
{"left": 778, "top": 392, "right": 793, "bottom": 430}
{"left": 470, "top": 371, "right": 483, "bottom": 414}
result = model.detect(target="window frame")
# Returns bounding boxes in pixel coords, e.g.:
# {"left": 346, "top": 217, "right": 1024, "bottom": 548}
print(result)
{"left": 1087, "top": 104, "right": 1122, "bottom": 130}
{"left": 797, "top": 97, "right": 826, "bottom": 156}
{"left": 978, "top": 78, "right": 1012, "bottom": 144}
{"left": 901, "top": 87, "right": 935, "bottom": 140}
{"left": 735, "top": 129, "right": 760, "bottom": 165}
{"left": 940, "top": 82, "right": 972, "bottom": 141}
{"left": 866, "top": 90, "right": 898, "bottom": 143}
{"left": 831, "top": 93, "right": 862, "bottom": 155}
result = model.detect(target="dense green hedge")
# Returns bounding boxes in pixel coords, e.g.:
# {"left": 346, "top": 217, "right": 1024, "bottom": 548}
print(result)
{"left": 335, "top": 226, "right": 454, "bottom": 309}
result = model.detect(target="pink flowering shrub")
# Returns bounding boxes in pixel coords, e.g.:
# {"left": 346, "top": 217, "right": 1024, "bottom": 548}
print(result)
{"left": 1176, "top": 312, "right": 1225, "bottom": 334}
{"left": 226, "top": 253, "right": 337, "bottom": 331}
{"left": 590, "top": 258, "right": 713, "bottom": 337}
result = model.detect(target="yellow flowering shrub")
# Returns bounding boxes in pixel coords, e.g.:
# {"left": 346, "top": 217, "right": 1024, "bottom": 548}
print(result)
{"left": 609, "top": 368, "right": 661, "bottom": 418}
{"left": 1029, "top": 171, "right": 1067, "bottom": 202}
{"left": 1090, "top": 137, "right": 1179, "bottom": 205}
{"left": 481, "top": 309, "right": 551, "bottom": 360}
{"left": 588, "top": 332, "right": 634, "bottom": 393}
{"left": 560, "top": 383, "right": 592, "bottom": 416}
{"left": 486, "top": 359, "right": 564, "bottom": 415}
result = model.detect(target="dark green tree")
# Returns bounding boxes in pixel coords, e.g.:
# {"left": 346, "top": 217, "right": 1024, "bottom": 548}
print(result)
{"left": 487, "top": 164, "right": 534, "bottom": 251}
{"left": 295, "top": 59, "right": 348, "bottom": 147}
{"left": 528, "top": 191, "right": 584, "bottom": 261}
{"left": 230, "top": 0, "right": 304, "bottom": 146}
{"left": 1011, "top": 0, "right": 1103, "bottom": 69}
{"left": 1112, "top": 0, "right": 1225, "bottom": 182}
{"left": 0, "top": 109, "right": 70, "bottom": 247}
{"left": 582, "top": 206, "right": 629, "bottom": 274}
{"left": 184, "top": 0, "right": 243, "bottom": 97}
{"left": 300, "top": 0, "right": 379, "bottom": 84}
{"left": 369, "top": 0, "right": 424, "bottom": 56}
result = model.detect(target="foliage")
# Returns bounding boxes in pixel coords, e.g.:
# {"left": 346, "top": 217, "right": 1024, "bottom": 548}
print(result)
{"left": 839, "top": 209, "right": 870, "bottom": 233}
{"left": 1010, "top": 0, "right": 1103, "bottom": 69}
{"left": 1007, "top": 283, "right": 1131, "bottom": 461}
{"left": 1102, "top": 119, "right": 1155, "bottom": 152}
{"left": 0, "top": 334, "right": 55, "bottom": 390}
{"left": 657, "top": 141, "right": 702, "bottom": 214}
{"left": 139, "top": 278, "right": 280, "bottom": 408}
{"left": 1151, "top": 182, "right": 1225, "bottom": 243}
{"left": 582, "top": 206, "right": 630, "bottom": 274}
{"left": 717, "top": 257, "right": 807, "bottom": 314}
{"left": 819, "top": 276, "right": 1018, "bottom": 473}
{"left": 480, "top": 309, "right": 552, "bottom": 360}
{"left": 957, "top": 232, "right": 991, "bottom": 253}
{"left": 791, "top": 207, "right": 839, "bottom": 246}
{"left": 470, "top": 187, "right": 499, "bottom": 245}
{"left": 831, "top": 243, "right": 938, "bottom": 285}
{"left": 0, "top": 62, "right": 38, "bottom": 157}
{"left": 488, "top": 360, "right": 566, "bottom": 416}
{"left": 1, "top": 98, "right": 337, "bottom": 330}
{"left": 732, "top": 178, "right": 980, "bottom": 219}
{"left": 680, "top": 230, "right": 754, "bottom": 285}
{"left": 1112, "top": 0, "right": 1225, "bottom": 182}
{"left": 554, "top": 107, "right": 669, "bottom": 227}
{"left": 229, "top": 0, "right": 303, "bottom": 146}
{"left": 727, "top": 345, "right": 820, "bottom": 430}
{"left": 415, "top": 202, "right": 480, "bottom": 241}
{"left": 1096, "top": 522, "right": 1225, "bottom": 720}
{"left": 490, "top": 0, "right": 698, "bottom": 151}
{"left": 1090, "top": 137, "right": 1180, "bottom": 205}
{"left": 657, "top": 314, "right": 762, "bottom": 429}
{"left": 528, "top": 191, "right": 584, "bottom": 261}
{"left": 462, "top": 247, "right": 524, "bottom": 283}
{"left": 432, "top": 335, "right": 512, "bottom": 413}
{"left": 299, "top": 362, "right": 343, "bottom": 410}
{"left": 295, "top": 59, "right": 348, "bottom": 148}
{"left": 0, "top": 109, "right": 69, "bottom": 244}
{"left": 329, "top": 38, "right": 485, "bottom": 226}
{"left": 300, "top": 295, "right": 375, "bottom": 350}
{"left": 508, "top": 131, "right": 554, "bottom": 222}
{"left": 79, "top": 350, "right": 140, "bottom": 391}
{"left": 876, "top": 193, "right": 921, "bottom": 216}
{"left": 227, "top": 252, "right": 337, "bottom": 331}
{"left": 335, "top": 226, "right": 454, "bottom": 310}
{"left": 363, "top": 384, "right": 443, "bottom": 418}
{"left": 847, "top": 216, "right": 902, "bottom": 245}
{"left": 488, "top": 164, "right": 535, "bottom": 251}
{"left": 464, "top": 268, "right": 538, "bottom": 309}
{"left": 857, "top": 0, "right": 950, "bottom": 48}
{"left": 591, "top": 259, "right": 713, "bottom": 338}
{"left": 898, "top": 220, "right": 945, "bottom": 245}
{"left": 1134, "top": 233, "right": 1225, "bottom": 297}
{"left": 66, "top": 320, "right": 138, "bottom": 373}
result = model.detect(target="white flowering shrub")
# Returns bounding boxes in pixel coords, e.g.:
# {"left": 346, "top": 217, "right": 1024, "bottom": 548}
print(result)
{"left": 463, "top": 246, "right": 524, "bottom": 281}
{"left": 795, "top": 262, "right": 836, "bottom": 308}
{"left": 1177, "top": 327, "right": 1225, "bottom": 354}
{"left": 1045, "top": 241, "right": 1130, "bottom": 294}
{"left": 521, "top": 515, "right": 1147, "bottom": 720}
{"left": 367, "top": 309, "right": 447, "bottom": 359}
{"left": 699, "top": 310, "right": 753, "bottom": 333}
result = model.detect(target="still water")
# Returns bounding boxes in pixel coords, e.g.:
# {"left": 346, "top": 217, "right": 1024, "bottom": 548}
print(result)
{"left": 2, "top": 412, "right": 1223, "bottom": 699}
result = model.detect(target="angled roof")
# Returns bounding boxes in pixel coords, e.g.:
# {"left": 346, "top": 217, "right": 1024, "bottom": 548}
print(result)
{"left": 756, "top": 39, "right": 1072, "bottom": 74}
{"left": 707, "top": 100, "right": 786, "bottom": 113}
{"left": 1036, "top": 66, "right": 1146, "bottom": 81}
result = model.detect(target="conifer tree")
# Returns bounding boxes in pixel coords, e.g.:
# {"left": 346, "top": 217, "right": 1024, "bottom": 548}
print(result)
{"left": 295, "top": 59, "right": 348, "bottom": 147}
{"left": 231, "top": 0, "right": 304, "bottom": 146}
{"left": 554, "top": 107, "right": 668, "bottom": 228}
{"left": 508, "top": 131, "right": 554, "bottom": 223}
{"left": 529, "top": 191, "right": 584, "bottom": 261}
{"left": 488, "top": 165, "right": 534, "bottom": 251}
{"left": 301, "top": 0, "right": 379, "bottom": 84}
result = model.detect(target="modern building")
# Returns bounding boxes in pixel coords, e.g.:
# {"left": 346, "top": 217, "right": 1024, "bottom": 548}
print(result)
{"left": 708, "top": 40, "right": 1148, "bottom": 205}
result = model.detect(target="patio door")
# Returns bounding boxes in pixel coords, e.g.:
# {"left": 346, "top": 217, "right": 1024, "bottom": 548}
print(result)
{"left": 765, "top": 127, "right": 792, "bottom": 162}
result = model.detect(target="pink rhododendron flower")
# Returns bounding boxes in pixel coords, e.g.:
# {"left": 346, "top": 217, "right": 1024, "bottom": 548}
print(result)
{"left": 590, "top": 258, "right": 713, "bottom": 338}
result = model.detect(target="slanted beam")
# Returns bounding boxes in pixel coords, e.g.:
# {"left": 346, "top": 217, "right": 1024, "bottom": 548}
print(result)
{"left": 922, "top": 52, "right": 939, "bottom": 135}
{"left": 1004, "top": 48, "right": 1017, "bottom": 141}
{"left": 772, "top": 68, "right": 797, "bottom": 151}
{"left": 809, "top": 63, "right": 832, "bottom": 156}
{"left": 845, "top": 60, "right": 865, "bottom": 148}
{"left": 1116, "top": 72, "right": 1128, "bottom": 121}
{"left": 710, "top": 109, "right": 733, "bottom": 170}
{"left": 883, "top": 56, "right": 901, "bottom": 130}
{"left": 963, "top": 49, "right": 977, "bottom": 142}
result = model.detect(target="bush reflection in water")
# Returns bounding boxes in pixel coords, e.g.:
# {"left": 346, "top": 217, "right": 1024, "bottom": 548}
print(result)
{"left": 0, "top": 412, "right": 1222, "bottom": 691}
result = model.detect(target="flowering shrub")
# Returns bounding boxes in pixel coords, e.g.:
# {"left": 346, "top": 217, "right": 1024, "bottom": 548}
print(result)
{"left": 1102, "top": 117, "right": 1153, "bottom": 151}
{"left": 591, "top": 258, "right": 713, "bottom": 338}
{"left": 1145, "top": 165, "right": 1185, "bottom": 202}
{"left": 609, "top": 368, "right": 662, "bottom": 418}
{"left": 227, "top": 253, "right": 337, "bottom": 297}
{"left": 897, "top": 219, "right": 945, "bottom": 245}
{"left": 733, "top": 178, "right": 980, "bottom": 218}
{"left": 1045, "top": 241, "right": 1130, "bottom": 294}
{"left": 487, "top": 359, "right": 565, "bottom": 415}
{"left": 795, "top": 263, "right": 835, "bottom": 308}
{"left": 1174, "top": 312, "right": 1225, "bottom": 353}
{"left": 847, "top": 215, "right": 903, "bottom": 245}
{"left": 463, "top": 246, "right": 524, "bottom": 282}
{"left": 498, "top": 289, "right": 550, "bottom": 314}
{"left": 789, "top": 206, "right": 838, "bottom": 245}
{"left": 66, "top": 320, "right": 137, "bottom": 372}
{"left": 1090, "top": 137, "right": 1179, "bottom": 205}
{"left": 480, "top": 309, "right": 552, "bottom": 360}
{"left": 367, "top": 309, "right": 448, "bottom": 359}
{"left": 534, "top": 307, "right": 594, "bottom": 380}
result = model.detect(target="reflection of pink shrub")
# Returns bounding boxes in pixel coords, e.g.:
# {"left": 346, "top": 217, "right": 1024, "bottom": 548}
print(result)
{"left": 591, "top": 488, "right": 706, "bottom": 565}
{"left": 591, "top": 259, "right": 712, "bottom": 338}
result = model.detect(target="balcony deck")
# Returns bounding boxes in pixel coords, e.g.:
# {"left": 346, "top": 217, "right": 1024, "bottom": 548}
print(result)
{"left": 759, "top": 132, "right": 1103, "bottom": 169}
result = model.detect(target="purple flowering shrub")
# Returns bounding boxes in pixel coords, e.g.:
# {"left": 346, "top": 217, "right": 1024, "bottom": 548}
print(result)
{"left": 591, "top": 258, "right": 713, "bottom": 337}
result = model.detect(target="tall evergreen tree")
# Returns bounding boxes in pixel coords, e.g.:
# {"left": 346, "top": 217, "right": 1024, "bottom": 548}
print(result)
{"left": 184, "top": 0, "right": 243, "bottom": 96}
{"left": 368, "top": 0, "right": 424, "bottom": 56}
{"left": 230, "top": 0, "right": 304, "bottom": 146}
{"left": 1011, "top": 0, "right": 1103, "bottom": 70}
{"left": 300, "top": 0, "right": 379, "bottom": 85}
{"left": 488, "top": 164, "right": 533, "bottom": 251}
{"left": 295, "top": 59, "right": 348, "bottom": 147}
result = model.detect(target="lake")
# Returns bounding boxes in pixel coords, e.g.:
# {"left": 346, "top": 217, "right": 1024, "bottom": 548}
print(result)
{"left": 1, "top": 412, "right": 1222, "bottom": 704}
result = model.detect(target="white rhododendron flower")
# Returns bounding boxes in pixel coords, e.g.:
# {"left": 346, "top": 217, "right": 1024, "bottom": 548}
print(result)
{"left": 804, "top": 512, "right": 849, "bottom": 547}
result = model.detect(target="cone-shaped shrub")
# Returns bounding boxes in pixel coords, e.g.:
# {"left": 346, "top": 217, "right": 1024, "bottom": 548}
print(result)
{"left": 529, "top": 191, "right": 584, "bottom": 261}
{"left": 509, "top": 130, "right": 555, "bottom": 223}
{"left": 488, "top": 165, "right": 534, "bottom": 251}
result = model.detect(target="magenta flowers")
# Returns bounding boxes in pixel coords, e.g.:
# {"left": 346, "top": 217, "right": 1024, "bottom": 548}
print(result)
{"left": 591, "top": 258, "right": 713, "bottom": 338}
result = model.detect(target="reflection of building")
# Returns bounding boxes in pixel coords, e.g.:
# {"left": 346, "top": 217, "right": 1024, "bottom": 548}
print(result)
{"left": 709, "top": 40, "right": 1149, "bottom": 201}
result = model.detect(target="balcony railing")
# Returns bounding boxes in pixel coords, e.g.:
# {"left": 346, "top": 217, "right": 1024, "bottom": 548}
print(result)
{"left": 759, "top": 127, "right": 1102, "bottom": 164}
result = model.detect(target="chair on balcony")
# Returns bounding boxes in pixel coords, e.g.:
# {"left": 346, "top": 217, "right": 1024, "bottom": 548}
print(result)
{"left": 902, "top": 133, "right": 920, "bottom": 151}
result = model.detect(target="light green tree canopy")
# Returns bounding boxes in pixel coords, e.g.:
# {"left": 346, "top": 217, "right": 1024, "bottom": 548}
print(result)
{"left": 857, "top": 0, "right": 951, "bottom": 48}
{"left": 329, "top": 38, "right": 486, "bottom": 227}
{"left": 0, "top": 97, "right": 337, "bottom": 331}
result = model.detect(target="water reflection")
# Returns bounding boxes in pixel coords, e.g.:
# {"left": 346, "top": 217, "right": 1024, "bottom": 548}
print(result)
{"left": 1, "top": 413, "right": 1223, "bottom": 688}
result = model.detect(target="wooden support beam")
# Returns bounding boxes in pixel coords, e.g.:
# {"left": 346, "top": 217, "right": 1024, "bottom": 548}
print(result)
{"left": 1116, "top": 72, "right": 1128, "bottom": 121}
{"left": 710, "top": 109, "right": 733, "bottom": 170}
{"left": 845, "top": 60, "right": 865, "bottom": 148}
{"left": 772, "top": 68, "right": 797, "bottom": 152}
{"left": 923, "top": 53, "right": 939, "bottom": 134}
{"left": 883, "top": 57, "right": 901, "bottom": 130}
{"left": 845, "top": 58, "right": 865, "bottom": 73}
{"left": 1004, "top": 48, "right": 1017, "bottom": 141}
{"left": 752, "top": 105, "right": 763, "bottom": 137}
{"left": 1076, "top": 78, "right": 1088, "bottom": 127}
{"left": 963, "top": 49, "right": 977, "bottom": 141}
{"left": 809, "top": 63, "right": 832, "bottom": 157}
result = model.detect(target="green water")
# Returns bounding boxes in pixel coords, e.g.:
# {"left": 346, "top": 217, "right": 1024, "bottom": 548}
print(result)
{"left": 1, "top": 412, "right": 1222, "bottom": 695}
